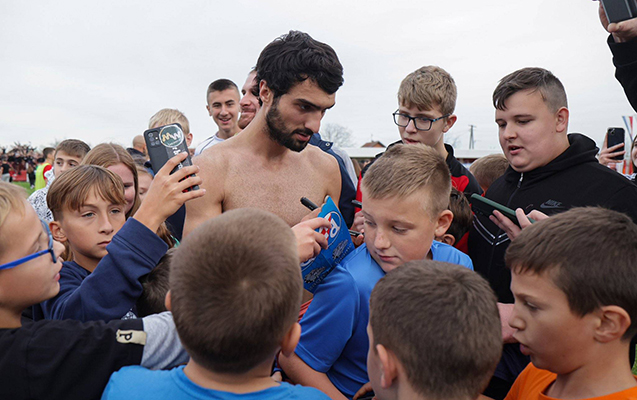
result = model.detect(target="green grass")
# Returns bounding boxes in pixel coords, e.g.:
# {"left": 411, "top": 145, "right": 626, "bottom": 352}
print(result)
{"left": 12, "top": 181, "right": 35, "bottom": 196}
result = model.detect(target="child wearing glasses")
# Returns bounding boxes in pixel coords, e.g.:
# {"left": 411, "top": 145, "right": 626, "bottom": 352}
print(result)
{"left": 354, "top": 66, "right": 482, "bottom": 240}
{"left": 35, "top": 152, "right": 203, "bottom": 322}
{"left": 0, "top": 181, "right": 188, "bottom": 400}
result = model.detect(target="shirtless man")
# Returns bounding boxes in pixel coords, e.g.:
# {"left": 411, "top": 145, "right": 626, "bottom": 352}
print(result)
{"left": 184, "top": 31, "right": 343, "bottom": 234}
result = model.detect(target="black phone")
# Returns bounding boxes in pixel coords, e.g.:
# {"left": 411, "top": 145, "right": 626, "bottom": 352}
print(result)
{"left": 601, "top": 0, "right": 637, "bottom": 23}
{"left": 144, "top": 123, "right": 199, "bottom": 191}
{"left": 607, "top": 127, "right": 626, "bottom": 161}
{"left": 469, "top": 194, "right": 535, "bottom": 227}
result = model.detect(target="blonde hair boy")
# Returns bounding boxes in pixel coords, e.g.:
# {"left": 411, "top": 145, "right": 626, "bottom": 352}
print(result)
{"left": 280, "top": 144, "right": 473, "bottom": 399}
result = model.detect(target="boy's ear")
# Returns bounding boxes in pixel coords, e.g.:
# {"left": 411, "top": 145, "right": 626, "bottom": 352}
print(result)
{"left": 164, "top": 291, "right": 172, "bottom": 312}
{"left": 280, "top": 322, "right": 302, "bottom": 357}
{"left": 49, "top": 221, "right": 67, "bottom": 243}
{"left": 376, "top": 344, "right": 399, "bottom": 389}
{"left": 434, "top": 209, "right": 454, "bottom": 238}
{"left": 442, "top": 114, "right": 457, "bottom": 133}
{"left": 594, "top": 305, "right": 631, "bottom": 343}
{"left": 437, "top": 233, "right": 456, "bottom": 246}
{"left": 555, "top": 107, "right": 569, "bottom": 134}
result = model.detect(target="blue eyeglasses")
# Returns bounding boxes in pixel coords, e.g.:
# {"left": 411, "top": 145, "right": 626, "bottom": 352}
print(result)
{"left": 0, "top": 220, "right": 56, "bottom": 270}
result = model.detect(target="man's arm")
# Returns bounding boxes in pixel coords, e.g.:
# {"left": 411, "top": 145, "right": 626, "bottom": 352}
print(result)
{"left": 279, "top": 353, "right": 348, "bottom": 400}
{"left": 183, "top": 153, "right": 225, "bottom": 236}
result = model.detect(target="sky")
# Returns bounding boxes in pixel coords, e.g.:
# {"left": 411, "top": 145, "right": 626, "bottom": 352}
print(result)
{"left": 1, "top": 0, "right": 635, "bottom": 152}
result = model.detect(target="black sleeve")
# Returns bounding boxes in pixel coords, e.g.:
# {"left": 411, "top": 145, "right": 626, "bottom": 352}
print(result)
{"left": 0, "top": 319, "right": 144, "bottom": 400}
{"left": 609, "top": 35, "right": 637, "bottom": 113}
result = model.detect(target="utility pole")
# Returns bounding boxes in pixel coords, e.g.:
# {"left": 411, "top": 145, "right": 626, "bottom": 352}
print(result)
{"left": 469, "top": 125, "right": 476, "bottom": 149}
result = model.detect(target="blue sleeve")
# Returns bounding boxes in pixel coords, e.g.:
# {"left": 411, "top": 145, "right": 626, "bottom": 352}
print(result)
{"left": 294, "top": 267, "right": 359, "bottom": 373}
{"left": 42, "top": 218, "right": 168, "bottom": 322}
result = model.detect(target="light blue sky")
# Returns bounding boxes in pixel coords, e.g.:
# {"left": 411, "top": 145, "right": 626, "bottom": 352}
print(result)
{"left": 0, "top": 0, "right": 634, "bottom": 151}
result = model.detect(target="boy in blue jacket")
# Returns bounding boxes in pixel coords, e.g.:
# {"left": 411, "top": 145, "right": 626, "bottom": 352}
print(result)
{"left": 279, "top": 144, "right": 473, "bottom": 399}
{"left": 38, "top": 152, "right": 203, "bottom": 321}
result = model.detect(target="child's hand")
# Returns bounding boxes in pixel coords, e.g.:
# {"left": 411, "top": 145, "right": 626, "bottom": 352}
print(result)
{"left": 292, "top": 217, "right": 330, "bottom": 263}
{"left": 134, "top": 152, "right": 205, "bottom": 233}
{"left": 352, "top": 211, "right": 365, "bottom": 234}
{"left": 353, "top": 382, "right": 375, "bottom": 400}
{"left": 490, "top": 209, "right": 548, "bottom": 241}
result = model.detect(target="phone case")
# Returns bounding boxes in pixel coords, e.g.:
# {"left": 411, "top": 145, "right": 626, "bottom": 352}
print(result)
{"left": 144, "top": 123, "right": 199, "bottom": 191}
{"left": 469, "top": 194, "right": 519, "bottom": 226}
{"left": 607, "top": 128, "right": 626, "bottom": 161}
{"left": 601, "top": 0, "right": 637, "bottom": 23}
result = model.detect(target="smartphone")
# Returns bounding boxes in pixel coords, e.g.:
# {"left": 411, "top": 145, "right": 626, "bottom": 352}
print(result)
{"left": 601, "top": 0, "right": 637, "bottom": 23}
{"left": 607, "top": 127, "right": 626, "bottom": 161}
{"left": 469, "top": 194, "right": 535, "bottom": 227}
{"left": 144, "top": 123, "right": 199, "bottom": 191}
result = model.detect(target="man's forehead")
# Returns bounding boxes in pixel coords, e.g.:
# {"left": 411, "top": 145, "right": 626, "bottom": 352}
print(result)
{"left": 208, "top": 88, "right": 240, "bottom": 102}
{"left": 284, "top": 79, "right": 336, "bottom": 108}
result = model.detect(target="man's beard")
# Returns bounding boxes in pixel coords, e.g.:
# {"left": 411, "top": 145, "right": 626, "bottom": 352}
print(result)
{"left": 265, "top": 99, "right": 312, "bottom": 152}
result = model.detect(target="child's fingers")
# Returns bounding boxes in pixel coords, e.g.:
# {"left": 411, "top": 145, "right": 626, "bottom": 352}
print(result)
{"left": 156, "top": 152, "right": 188, "bottom": 177}
{"left": 175, "top": 174, "right": 204, "bottom": 193}
{"left": 167, "top": 164, "right": 200, "bottom": 182}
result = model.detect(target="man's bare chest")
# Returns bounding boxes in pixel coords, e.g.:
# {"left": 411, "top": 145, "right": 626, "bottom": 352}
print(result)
{"left": 223, "top": 163, "right": 329, "bottom": 226}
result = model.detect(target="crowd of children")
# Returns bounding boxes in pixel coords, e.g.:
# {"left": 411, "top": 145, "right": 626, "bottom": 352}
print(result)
{"left": 2, "top": 15, "right": 637, "bottom": 400}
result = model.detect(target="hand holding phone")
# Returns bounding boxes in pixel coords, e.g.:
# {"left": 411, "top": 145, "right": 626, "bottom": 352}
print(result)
{"left": 133, "top": 152, "right": 205, "bottom": 233}
{"left": 469, "top": 194, "right": 528, "bottom": 227}
{"left": 606, "top": 127, "right": 626, "bottom": 161}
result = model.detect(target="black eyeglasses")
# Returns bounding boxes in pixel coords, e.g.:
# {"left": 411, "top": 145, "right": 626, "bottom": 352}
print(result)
{"left": 392, "top": 110, "right": 450, "bottom": 131}
{"left": 0, "top": 220, "right": 56, "bottom": 270}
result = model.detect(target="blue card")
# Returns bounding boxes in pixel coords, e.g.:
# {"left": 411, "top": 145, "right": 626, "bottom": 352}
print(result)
{"left": 301, "top": 196, "right": 355, "bottom": 293}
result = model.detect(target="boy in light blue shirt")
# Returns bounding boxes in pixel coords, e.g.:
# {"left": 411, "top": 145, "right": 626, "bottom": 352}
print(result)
{"left": 279, "top": 144, "right": 473, "bottom": 399}
{"left": 102, "top": 208, "right": 329, "bottom": 400}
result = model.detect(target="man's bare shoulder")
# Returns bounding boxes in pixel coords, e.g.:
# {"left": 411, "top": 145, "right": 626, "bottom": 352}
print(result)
{"left": 304, "top": 144, "right": 339, "bottom": 171}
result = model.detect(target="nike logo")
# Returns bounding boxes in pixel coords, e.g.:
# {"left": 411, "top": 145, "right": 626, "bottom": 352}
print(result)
{"left": 540, "top": 200, "right": 564, "bottom": 209}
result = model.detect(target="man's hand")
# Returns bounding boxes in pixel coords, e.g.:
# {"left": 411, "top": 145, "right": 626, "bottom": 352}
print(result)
{"left": 498, "top": 303, "right": 518, "bottom": 344}
{"left": 599, "top": 2, "right": 637, "bottom": 43}
{"left": 490, "top": 209, "right": 548, "bottom": 241}
{"left": 292, "top": 217, "right": 330, "bottom": 263}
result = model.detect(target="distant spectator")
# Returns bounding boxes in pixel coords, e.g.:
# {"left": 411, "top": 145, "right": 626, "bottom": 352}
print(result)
{"left": 194, "top": 79, "right": 241, "bottom": 155}
{"left": 127, "top": 135, "right": 147, "bottom": 162}
{"left": 34, "top": 147, "right": 55, "bottom": 190}
{"left": 470, "top": 153, "right": 510, "bottom": 193}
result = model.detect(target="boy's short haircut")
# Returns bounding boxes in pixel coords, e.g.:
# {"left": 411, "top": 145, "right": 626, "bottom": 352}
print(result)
{"left": 446, "top": 188, "right": 472, "bottom": 243}
{"left": 136, "top": 249, "right": 173, "bottom": 318}
{"left": 470, "top": 154, "right": 510, "bottom": 190}
{"left": 42, "top": 147, "right": 55, "bottom": 159}
{"left": 506, "top": 207, "right": 637, "bottom": 339}
{"left": 370, "top": 261, "right": 501, "bottom": 400}
{"left": 170, "top": 208, "right": 301, "bottom": 374}
{"left": 362, "top": 144, "right": 451, "bottom": 217}
{"left": 0, "top": 182, "right": 27, "bottom": 247}
{"left": 47, "top": 165, "right": 126, "bottom": 220}
{"left": 206, "top": 79, "right": 239, "bottom": 100}
{"left": 149, "top": 108, "right": 190, "bottom": 135}
{"left": 398, "top": 65, "right": 457, "bottom": 116}
{"left": 493, "top": 67, "right": 568, "bottom": 112}
{"left": 54, "top": 139, "right": 91, "bottom": 159}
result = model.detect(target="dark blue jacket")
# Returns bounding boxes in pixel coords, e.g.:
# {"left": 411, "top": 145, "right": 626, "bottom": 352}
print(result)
{"left": 310, "top": 133, "right": 356, "bottom": 228}
{"left": 37, "top": 218, "right": 168, "bottom": 322}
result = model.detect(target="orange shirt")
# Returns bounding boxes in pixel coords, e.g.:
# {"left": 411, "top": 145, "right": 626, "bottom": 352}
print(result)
{"left": 505, "top": 364, "right": 637, "bottom": 400}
